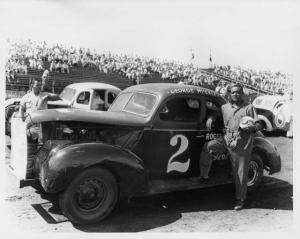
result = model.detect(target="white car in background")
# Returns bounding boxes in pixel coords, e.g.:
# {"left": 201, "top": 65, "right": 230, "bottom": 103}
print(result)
{"left": 252, "top": 95, "right": 292, "bottom": 133}
{"left": 47, "top": 82, "right": 121, "bottom": 110}
{"left": 5, "top": 82, "right": 121, "bottom": 135}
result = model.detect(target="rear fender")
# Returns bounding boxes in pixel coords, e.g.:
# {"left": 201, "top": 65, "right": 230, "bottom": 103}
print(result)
{"left": 253, "top": 135, "right": 281, "bottom": 174}
{"left": 41, "top": 142, "right": 148, "bottom": 197}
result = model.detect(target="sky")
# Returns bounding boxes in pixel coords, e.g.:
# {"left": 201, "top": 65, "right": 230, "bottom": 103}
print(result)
{"left": 0, "top": 0, "right": 299, "bottom": 73}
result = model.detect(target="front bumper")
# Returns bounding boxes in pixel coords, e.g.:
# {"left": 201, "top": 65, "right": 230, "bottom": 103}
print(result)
{"left": 20, "top": 178, "right": 40, "bottom": 188}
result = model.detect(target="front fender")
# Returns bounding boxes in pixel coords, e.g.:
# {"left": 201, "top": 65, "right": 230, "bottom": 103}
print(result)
{"left": 40, "top": 142, "right": 148, "bottom": 197}
{"left": 253, "top": 135, "right": 281, "bottom": 174}
{"left": 257, "top": 114, "right": 273, "bottom": 131}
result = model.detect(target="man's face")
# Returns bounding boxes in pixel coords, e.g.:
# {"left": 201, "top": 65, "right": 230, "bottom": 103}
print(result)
{"left": 230, "top": 86, "right": 243, "bottom": 102}
{"left": 32, "top": 81, "right": 42, "bottom": 95}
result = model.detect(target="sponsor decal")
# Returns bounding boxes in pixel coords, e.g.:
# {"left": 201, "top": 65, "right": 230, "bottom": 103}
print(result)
{"left": 168, "top": 88, "right": 218, "bottom": 97}
{"left": 214, "top": 154, "right": 227, "bottom": 161}
{"left": 205, "top": 133, "right": 222, "bottom": 141}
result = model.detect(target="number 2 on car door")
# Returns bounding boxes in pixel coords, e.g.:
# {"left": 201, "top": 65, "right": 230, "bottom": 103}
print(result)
{"left": 166, "top": 134, "right": 190, "bottom": 173}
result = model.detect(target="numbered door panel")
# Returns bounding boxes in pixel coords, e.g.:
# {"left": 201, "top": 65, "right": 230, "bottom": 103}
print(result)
{"left": 146, "top": 95, "right": 205, "bottom": 179}
{"left": 141, "top": 95, "right": 230, "bottom": 180}
{"left": 147, "top": 129, "right": 203, "bottom": 179}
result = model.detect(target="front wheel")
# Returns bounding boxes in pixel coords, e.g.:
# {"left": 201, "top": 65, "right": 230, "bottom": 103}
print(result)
{"left": 59, "top": 167, "right": 119, "bottom": 225}
{"left": 247, "top": 153, "right": 264, "bottom": 192}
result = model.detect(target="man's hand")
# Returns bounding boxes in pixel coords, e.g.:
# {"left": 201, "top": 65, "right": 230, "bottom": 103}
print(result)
{"left": 41, "top": 95, "right": 50, "bottom": 102}
{"left": 42, "top": 94, "right": 61, "bottom": 102}
{"left": 240, "top": 124, "right": 257, "bottom": 133}
{"left": 206, "top": 115, "right": 216, "bottom": 130}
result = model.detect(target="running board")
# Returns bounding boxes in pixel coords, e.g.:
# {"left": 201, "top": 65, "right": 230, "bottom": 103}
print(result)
{"left": 148, "top": 177, "right": 233, "bottom": 195}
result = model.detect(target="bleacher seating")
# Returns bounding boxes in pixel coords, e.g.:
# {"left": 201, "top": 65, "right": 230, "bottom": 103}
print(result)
{"left": 6, "top": 61, "right": 177, "bottom": 96}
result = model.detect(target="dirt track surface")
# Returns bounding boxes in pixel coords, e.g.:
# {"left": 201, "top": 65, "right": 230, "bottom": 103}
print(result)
{"left": 3, "top": 133, "right": 293, "bottom": 233}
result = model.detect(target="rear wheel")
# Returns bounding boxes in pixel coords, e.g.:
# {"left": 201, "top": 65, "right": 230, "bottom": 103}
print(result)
{"left": 59, "top": 167, "right": 118, "bottom": 225}
{"left": 247, "top": 153, "right": 264, "bottom": 191}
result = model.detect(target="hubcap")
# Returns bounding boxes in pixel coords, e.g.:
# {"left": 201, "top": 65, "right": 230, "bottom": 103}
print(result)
{"left": 247, "top": 161, "right": 259, "bottom": 186}
{"left": 76, "top": 178, "right": 106, "bottom": 210}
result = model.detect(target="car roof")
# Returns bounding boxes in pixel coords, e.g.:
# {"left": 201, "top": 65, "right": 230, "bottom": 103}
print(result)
{"left": 254, "top": 95, "right": 289, "bottom": 105}
{"left": 122, "top": 83, "right": 222, "bottom": 99}
{"left": 255, "top": 95, "right": 287, "bottom": 102}
{"left": 66, "top": 82, "right": 121, "bottom": 91}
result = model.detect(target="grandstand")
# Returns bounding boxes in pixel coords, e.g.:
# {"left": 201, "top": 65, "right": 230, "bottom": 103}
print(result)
{"left": 6, "top": 60, "right": 176, "bottom": 99}
{"left": 5, "top": 39, "right": 292, "bottom": 100}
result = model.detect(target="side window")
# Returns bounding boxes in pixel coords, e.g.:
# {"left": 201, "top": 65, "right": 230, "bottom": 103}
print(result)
{"left": 108, "top": 92, "right": 117, "bottom": 104}
{"left": 205, "top": 99, "right": 224, "bottom": 130}
{"left": 77, "top": 91, "right": 90, "bottom": 105}
{"left": 159, "top": 97, "right": 201, "bottom": 122}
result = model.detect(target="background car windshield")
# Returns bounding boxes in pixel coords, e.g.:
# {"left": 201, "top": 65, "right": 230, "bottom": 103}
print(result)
{"left": 59, "top": 87, "right": 76, "bottom": 101}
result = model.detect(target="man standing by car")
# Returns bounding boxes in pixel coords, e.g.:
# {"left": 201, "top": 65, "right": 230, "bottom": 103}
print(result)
{"left": 17, "top": 78, "right": 61, "bottom": 142}
{"left": 193, "top": 84, "right": 259, "bottom": 210}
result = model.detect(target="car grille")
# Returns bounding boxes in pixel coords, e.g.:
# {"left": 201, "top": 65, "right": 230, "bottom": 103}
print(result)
{"left": 26, "top": 143, "right": 42, "bottom": 179}
{"left": 33, "top": 146, "right": 51, "bottom": 178}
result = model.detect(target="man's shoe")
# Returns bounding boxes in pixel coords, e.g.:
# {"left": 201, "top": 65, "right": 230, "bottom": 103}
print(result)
{"left": 234, "top": 200, "right": 244, "bottom": 210}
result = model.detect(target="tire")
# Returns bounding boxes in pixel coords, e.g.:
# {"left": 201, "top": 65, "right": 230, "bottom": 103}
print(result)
{"left": 247, "top": 153, "right": 264, "bottom": 192}
{"left": 59, "top": 167, "right": 119, "bottom": 225}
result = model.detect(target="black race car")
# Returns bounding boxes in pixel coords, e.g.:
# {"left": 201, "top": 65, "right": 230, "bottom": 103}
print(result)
{"left": 10, "top": 83, "right": 281, "bottom": 225}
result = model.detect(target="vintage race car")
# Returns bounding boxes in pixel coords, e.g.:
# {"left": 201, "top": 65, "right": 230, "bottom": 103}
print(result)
{"left": 252, "top": 95, "right": 292, "bottom": 132}
{"left": 10, "top": 83, "right": 281, "bottom": 225}
{"left": 5, "top": 82, "right": 121, "bottom": 135}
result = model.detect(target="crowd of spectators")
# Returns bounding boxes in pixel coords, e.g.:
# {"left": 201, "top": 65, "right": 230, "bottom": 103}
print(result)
{"left": 213, "top": 65, "right": 292, "bottom": 95}
{"left": 5, "top": 39, "right": 293, "bottom": 97}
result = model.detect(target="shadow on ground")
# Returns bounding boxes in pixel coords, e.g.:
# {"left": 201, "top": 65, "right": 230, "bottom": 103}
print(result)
{"left": 31, "top": 176, "right": 292, "bottom": 232}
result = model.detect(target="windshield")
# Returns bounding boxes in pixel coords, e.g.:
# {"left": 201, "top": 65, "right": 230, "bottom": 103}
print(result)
{"left": 109, "top": 92, "right": 157, "bottom": 116}
{"left": 59, "top": 87, "right": 76, "bottom": 101}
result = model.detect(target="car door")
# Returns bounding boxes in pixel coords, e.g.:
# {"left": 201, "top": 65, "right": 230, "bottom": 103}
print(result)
{"left": 73, "top": 90, "right": 92, "bottom": 110}
{"left": 147, "top": 95, "right": 206, "bottom": 180}
{"left": 199, "top": 97, "right": 231, "bottom": 177}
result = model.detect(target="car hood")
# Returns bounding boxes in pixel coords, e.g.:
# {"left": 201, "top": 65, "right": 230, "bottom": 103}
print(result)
{"left": 26, "top": 108, "right": 151, "bottom": 127}
{"left": 47, "top": 99, "right": 71, "bottom": 107}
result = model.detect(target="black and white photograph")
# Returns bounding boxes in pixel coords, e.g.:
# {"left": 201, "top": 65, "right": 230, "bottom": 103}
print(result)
{"left": 0, "top": 0, "right": 298, "bottom": 235}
